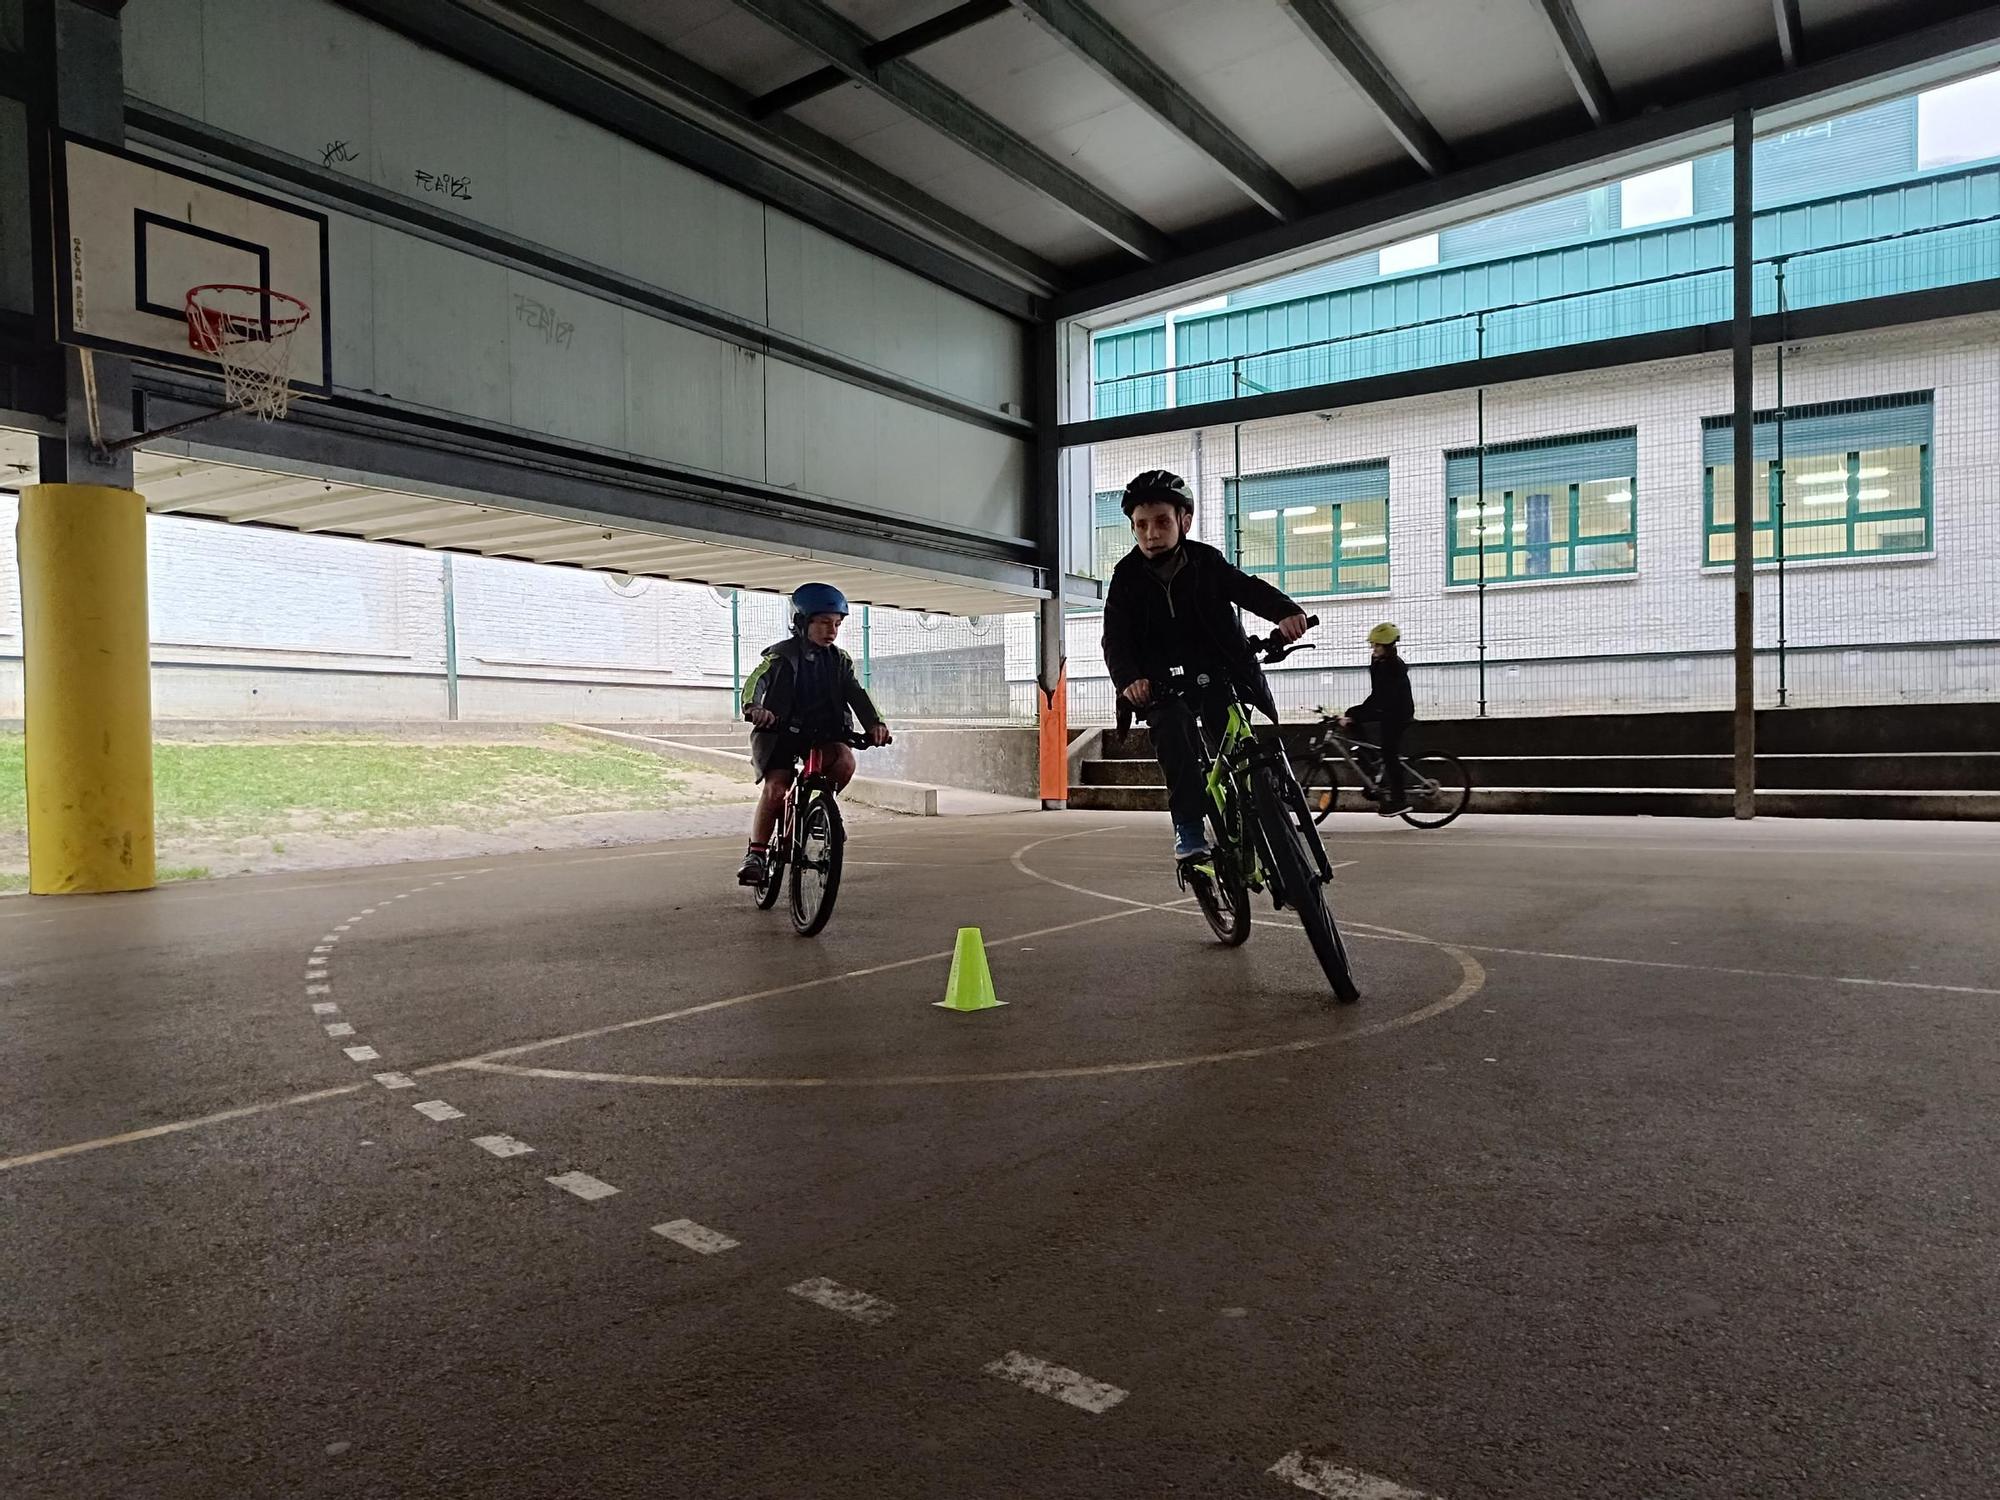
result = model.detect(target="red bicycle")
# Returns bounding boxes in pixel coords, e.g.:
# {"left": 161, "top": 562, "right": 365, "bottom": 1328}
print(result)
{"left": 752, "top": 731, "right": 871, "bottom": 936}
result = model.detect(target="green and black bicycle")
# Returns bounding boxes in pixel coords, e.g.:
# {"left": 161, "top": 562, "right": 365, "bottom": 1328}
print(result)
{"left": 1155, "top": 617, "right": 1360, "bottom": 1005}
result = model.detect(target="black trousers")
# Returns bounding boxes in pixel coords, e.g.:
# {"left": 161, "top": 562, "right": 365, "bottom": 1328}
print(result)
{"left": 1146, "top": 686, "right": 1233, "bottom": 829}
{"left": 1350, "top": 718, "right": 1408, "bottom": 803}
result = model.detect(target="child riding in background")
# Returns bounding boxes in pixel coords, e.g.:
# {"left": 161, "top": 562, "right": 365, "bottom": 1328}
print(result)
{"left": 1338, "top": 622, "right": 1414, "bottom": 816}
{"left": 736, "top": 583, "right": 891, "bottom": 887}
{"left": 1100, "top": 469, "right": 1311, "bottom": 863}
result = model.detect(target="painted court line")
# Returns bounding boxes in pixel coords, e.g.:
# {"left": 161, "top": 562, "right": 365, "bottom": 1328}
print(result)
{"left": 313, "top": 945, "right": 332, "bottom": 955}
{"left": 306, "top": 984, "right": 332, "bottom": 997}
{"left": 311, "top": 1002, "right": 339, "bottom": 1015}
{"left": 1269, "top": 1453, "right": 1439, "bottom": 1498}
{"left": 413, "top": 1100, "right": 464, "bottom": 1122}
{"left": 372, "top": 1073, "right": 416, "bottom": 1090}
{"left": 0, "top": 1083, "right": 369, "bottom": 1173}
{"left": 547, "top": 1171, "right": 618, "bottom": 1201}
{"left": 471, "top": 1134, "right": 533, "bottom": 1158}
{"left": 983, "top": 1351, "right": 1127, "bottom": 1414}
{"left": 323, "top": 1022, "right": 355, "bottom": 1038}
{"left": 788, "top": 1277, "right": 896, "bottom": 1325}
{"left": 343, "top": 1045, "right": 381, "bottom": 1062}
{"left": 650, "top": 1219, "right": 738, "bottom": 1255}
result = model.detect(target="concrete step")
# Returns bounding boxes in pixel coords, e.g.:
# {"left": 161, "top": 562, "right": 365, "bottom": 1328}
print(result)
{"left": 1067, "top": 782, "right": 2000, "bottom": 819}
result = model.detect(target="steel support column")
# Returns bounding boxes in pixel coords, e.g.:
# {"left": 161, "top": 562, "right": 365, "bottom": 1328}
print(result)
{"left": 1731, "top": 110, "right": 1757, "bottom": 820}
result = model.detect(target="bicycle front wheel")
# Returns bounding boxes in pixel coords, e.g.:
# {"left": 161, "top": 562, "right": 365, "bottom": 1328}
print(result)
{"left": 1399, "top": 755, "right": 1471, "bottom": 829}
{"left": 789, "top": 790, "right": 845, "bottom": 936}
{"left": 1188, "top": 854, "right": 1250, "bottom": 946}
{"left": 1250, "top": 767, "right": 1360, "bottom": 1004}
{"left": 753, "top": 823, "right": 788, "bottom": 910}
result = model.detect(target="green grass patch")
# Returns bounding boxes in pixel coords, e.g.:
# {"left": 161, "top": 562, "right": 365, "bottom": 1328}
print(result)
{"left": 0, "top": 729, "right": 691, "bottom": 843}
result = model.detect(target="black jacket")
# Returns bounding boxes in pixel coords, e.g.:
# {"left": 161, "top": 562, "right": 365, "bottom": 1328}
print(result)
{"left": 1101, "top": 540, "right": 1301, "bottom": 713}
{"left": 741, "top": 637, "right": 883, "bottom": 734}
{"left": 1347, "top": 650, "right": 1414, "bottom": 726}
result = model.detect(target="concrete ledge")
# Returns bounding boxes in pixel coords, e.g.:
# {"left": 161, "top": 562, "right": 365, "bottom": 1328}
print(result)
{"left": 566, "top": 724, "right": 939, "bottom": 817}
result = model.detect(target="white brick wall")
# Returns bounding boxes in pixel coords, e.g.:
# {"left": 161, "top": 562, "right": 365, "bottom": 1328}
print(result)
{"left": 1074, "top": 314, "right": 2000, "bottom": 716}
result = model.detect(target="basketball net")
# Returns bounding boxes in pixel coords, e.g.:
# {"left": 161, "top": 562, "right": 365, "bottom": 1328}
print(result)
{"left": 185, "top": 284, "right": 312, "bottom": 422}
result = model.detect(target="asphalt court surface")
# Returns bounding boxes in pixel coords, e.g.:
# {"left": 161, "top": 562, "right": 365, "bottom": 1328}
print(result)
{"left": 5, "top": 812, "right": 1999, "bottom": 1498}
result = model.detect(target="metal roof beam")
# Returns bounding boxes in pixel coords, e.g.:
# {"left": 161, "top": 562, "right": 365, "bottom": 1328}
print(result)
{"left": 1774, "top": 0, "right": 1805, "bottom": 68}
{"left": 1535, "top": 0, "right": 1616, "bottom": 126}
{"left": 749, "top": 0, "right": 1011, "bottom": 117}
{"left": 1278, "top": 0, "right": 1451, "bottom": 176}
{"left": 729, "top": 0, "right": 1174, "bottom": 262}
{"left": 1002, "top": 0, "right": 1304, "bottom": 221}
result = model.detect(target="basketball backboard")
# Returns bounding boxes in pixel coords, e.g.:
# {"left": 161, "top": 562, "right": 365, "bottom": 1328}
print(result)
{"left": 53, "top": 135, "right": 332, "bottom": 398}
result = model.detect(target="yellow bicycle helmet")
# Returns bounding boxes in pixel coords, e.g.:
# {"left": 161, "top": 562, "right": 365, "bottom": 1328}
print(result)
{"left": 1368, "top": 622, "right": 1401, "bottom": 646}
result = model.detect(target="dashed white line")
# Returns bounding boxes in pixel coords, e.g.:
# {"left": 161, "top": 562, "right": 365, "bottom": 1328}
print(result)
{"left": 413, "top": 1099, "right": 465, "bottom": 1122}
{"left": 547, "top": 1170, "right": 619, "bottom": 1201}
{"left": 323, "top": 1022, "right": 355, "bottom": 1038}
{"left": 1268, "top": 1453, "right": 1439, "bottom": 1498}
{"left": 312, "top": 945, "right": 332, "bottom": 955}
{"left": 343, "top": 1045, "right": 381, "bottom": 1062}
{"left": 310, "top": 1002, "right": 339, "bottom": 1015}
{"left": 306, "top": 984, "right": 332, "bottom": 997}
{"left": 788, "top": 1276, "right": 896, "bottom": 1324}
{"left": 361, "top": 908, "right": 376, "bottom": 915}
{"left": 372, "top": 1073, "right": 416, "bottom": 1090}
{"left": 651, "top": 1219, "right": 739, "bottom": 1255}
{"left": 983, "top": 1351, "right": 1127, "bottom": 1414}
{"left": 471, "top": 1134, "right": 534, "bottom": 1158}
{"left": 335, "top": 924, "right": 351, "bottom": 932}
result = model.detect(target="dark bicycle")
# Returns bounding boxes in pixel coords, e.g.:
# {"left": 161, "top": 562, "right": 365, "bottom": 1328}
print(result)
{"left": 752, "top": 730, "right": 872, "bottom": 937}
{"left": 1298, "top": 718, "right": 1471, "bottom": 830}
{"left": 1150, "top": 616, "right": 1360, "bottom": 1005}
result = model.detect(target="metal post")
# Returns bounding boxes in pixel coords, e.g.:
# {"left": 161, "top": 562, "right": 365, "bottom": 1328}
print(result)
{"left": 441, "top": 554, "right": 460, "bottom": 721}
{"left": 1730, "top": 108, "right": 1758, "bottom": 819}
{"left": 1475, "top": 313, "right": 1488, "bottom": 718}
{"left": 1774, "top": 258, "right": 1789, "bottom": 709}
{"left": 1230, "top": 357, "right": 1245, "bottom": 626}
{"left": 730, "top": 588, "right": 742, "bottom": 707}
{"left": 861, "top": 603, "right": 872, "bottom": 688}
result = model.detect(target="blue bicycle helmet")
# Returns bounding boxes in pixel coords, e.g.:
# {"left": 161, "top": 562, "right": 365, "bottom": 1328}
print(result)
{"left": 790, "top": 582, "right": 850, "bottom": 630}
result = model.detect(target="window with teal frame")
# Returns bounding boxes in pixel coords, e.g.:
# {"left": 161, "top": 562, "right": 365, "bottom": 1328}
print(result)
{"left": 1222, "top": 461, "right": 1391, "bottom": 598}
{"left": 1701, "top": 392, "right": 1933, "bottom": 565}
{"left": 1092, "top": 489, "right": 1131, "bottom": 579}
{"left": 1445, "top": 429, "right": 1637, "bottom": 585}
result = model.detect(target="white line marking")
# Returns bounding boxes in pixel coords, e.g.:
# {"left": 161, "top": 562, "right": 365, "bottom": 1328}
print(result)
{"left": 788, "top": 1276, "right": 896, "bottom": 1324}
{"left": 372, "top": 1073, "right": 416, "bottom": 1090}
{"left": 305, "top": 968, "right": 326, "bottom": 979}
{"left": 342, "top": 1045, "right": 380, "bottom": 1062}
{"left": 306, "top": 984, "right": 332, "bottom": 996}
{"left": 413, "top": 1099, "right": 464, "bottom": 1122}
{"left": 361, "top": 908, "right": 376, "bottom": 914}
{"left": 650, "top": 1219, "right": 739, "bottom": 1255}
{"left": 471, "top": 1134, "right": 533, "bottom": 1158}
{"left": 394, "top": 894, "right": 409, "bottom": 900}
{"left": 312, "top": 945, "right": 332, "bottom": 954}
{"left": 335, "top": 925, "right": 351, "bottom": 932}
{"left": 310, "top": 1002, "right": 338, "bottom": 1015}
{"left": 0, "top": 1083, "right": 370, "bottom": 1173}
{"left": 1269, "top": 1453, "right": 1439, "bottom": 1498}
{"left": 983, "top": 1351, "right": 1126, "bottom": 1413}
{"left": 547, "top": 1170, "right": 618, "bottom": 1200}
{"left": 323, "top": 1022, "right": 355, "bottom": 1038}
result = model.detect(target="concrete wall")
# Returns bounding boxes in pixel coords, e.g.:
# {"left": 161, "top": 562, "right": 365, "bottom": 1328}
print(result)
{"left": 117, "top": 0, "right": 1030, "bottom": 543}
{"left": 1074, "top": 314, "right": 2000, "bottom": 718}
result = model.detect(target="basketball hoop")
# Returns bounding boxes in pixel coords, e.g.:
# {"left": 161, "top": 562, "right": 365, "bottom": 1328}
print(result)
{"left": 185, "top": 284, "right": 312, "bottom": 421}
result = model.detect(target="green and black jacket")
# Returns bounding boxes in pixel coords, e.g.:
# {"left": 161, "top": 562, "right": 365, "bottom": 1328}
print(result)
{"left": 741, "top": 636, "right": 884, "bottom": 736}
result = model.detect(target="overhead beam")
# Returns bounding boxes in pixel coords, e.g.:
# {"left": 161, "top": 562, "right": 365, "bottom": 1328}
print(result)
{"left": 749, "top": 0, "right": 1011, "bottom": 117}
{"left": 1535, "top": 0, "right": 1616, "bottom": 126}
{"left": 1002, "top": 0, "right": 1303, "bottom": 221}
{"left": 729, "top": 0, "right": 1174, "bottom": 262}
{"left": 1774, "top": 0, "right": 1805, "bottom": 68}
{"left": 1055, "top": 4, "right": 2000, "bottom": 320}
{"left": 351, "top": 0, "right": 1061, "bottom": 312}
{"left": 1278, "top": 0, "right": 1451, "bottom": 176}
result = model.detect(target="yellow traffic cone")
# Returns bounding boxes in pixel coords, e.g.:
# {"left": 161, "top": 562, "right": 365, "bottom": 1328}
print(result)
{"left": 935, "top": 927, "right": 1006, "bottom": 1012}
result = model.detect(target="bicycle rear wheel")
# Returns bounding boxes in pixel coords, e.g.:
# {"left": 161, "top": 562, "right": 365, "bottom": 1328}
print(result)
{"left": 1399, "top": 755, "right": 1471, "bottom": 829}
{"left": 753, "top": 809, "right": 788, "bottom": 910}
{"left": 1251, "top": 767, "right": 1359, "bottom": 1004}
{"left": 789, "top": 789, "right": 844, "bottom": 936}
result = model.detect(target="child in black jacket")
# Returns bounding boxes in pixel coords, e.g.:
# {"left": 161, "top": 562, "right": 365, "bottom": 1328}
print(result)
{"left": 1339, "top": 623, "right": 1415, "bottom": 815}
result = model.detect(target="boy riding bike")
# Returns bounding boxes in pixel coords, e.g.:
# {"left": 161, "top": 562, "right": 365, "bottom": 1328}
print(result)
{"left": 1100, "top": 470, "right": 1311, "bottom": 863}
{"left": 736, "top": 583, "right": 891, "bottom": 887}
{"left": 1337, "top": 622, "right": 1415, "bottom": 816}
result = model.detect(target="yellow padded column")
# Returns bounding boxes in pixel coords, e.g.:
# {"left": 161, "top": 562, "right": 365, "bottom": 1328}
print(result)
{"left": 17, "top": 483, "right": 156, "bottom": 894}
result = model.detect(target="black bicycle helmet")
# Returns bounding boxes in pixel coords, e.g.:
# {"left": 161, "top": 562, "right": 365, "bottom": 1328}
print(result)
{"left": 1120, "top": 469, "right": 1196, "bottom": 517}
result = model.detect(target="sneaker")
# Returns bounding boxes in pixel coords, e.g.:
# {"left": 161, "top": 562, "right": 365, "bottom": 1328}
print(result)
{"left": 1375, "top": 801, "right": 1410, "bottom": 818}
{"left": 736, "top": 849, "right": 769, "bottom": 885}
{"left": 1172, "top": 819, "right": 1210, "bottom": 861}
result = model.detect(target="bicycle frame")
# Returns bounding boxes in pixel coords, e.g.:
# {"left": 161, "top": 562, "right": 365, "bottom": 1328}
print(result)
{"left": 1307, "top": 722, "right": 1440, "bottom": 803}
{"left": 1182, "top": 680, "right": 1334, "bottom": 898}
